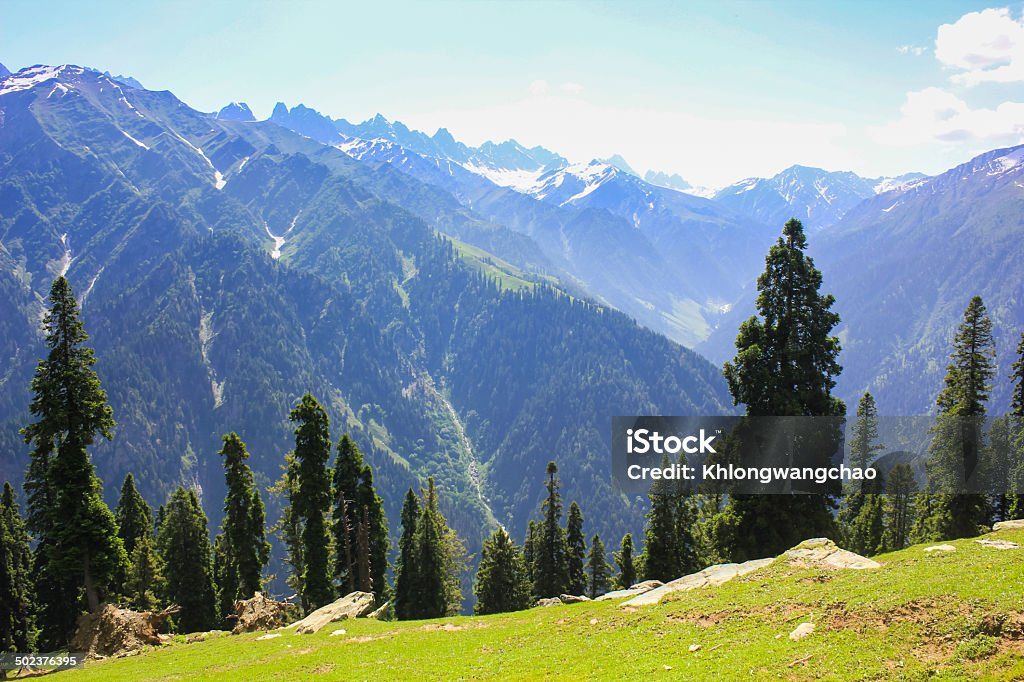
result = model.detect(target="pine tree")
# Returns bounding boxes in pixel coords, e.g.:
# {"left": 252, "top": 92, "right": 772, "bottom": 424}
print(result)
{"left": 565, "top": 502, "right": 586, "bottom": 595}
{"left": 883, "top": 464, "right": 917, "bottom": 550}
{"left": 125, "top": 534, "right": 163, "bottom": 612}
{"left": 838, "top": 393, "right": 884, "bottom": 547}
{"left": 331, "top": 434, "right": 363, "bottom": 596}
{"left": 0, "top": 483, "right": 35, "bottom": 653}
{"left": 393, "top": 489, "right": 420, "bottom": 620}
{"left": 613, "top": 533, "right": 636, "bottom": 590}
{"left": 270, "top": 452, "right": 305, "bottom": 602}
{"left": 214, "top": 433, "right": 270, "bottom": 618}
{"left": 156, "top": 487, "right": 217, "bottom": 632}
{"left": 356, "top": 465, "right": 390, "bottom": 603}
{"left": 1008, "top": 332, "right": 1024, "bottom": 520}
{"left": 21, "top": 277, "right": 127, "bottom": 646}
{"left": 289, "top": 394, "right": 334, "bottom": 611}
{"left": 673, "top": 491, "right": 699, "bottom": 576}
{"left": 405, "top": 478, "right": 463, "bottom": 619}
{"left": 586, "top": 534, "right": 612, "bottom": 599}
{"left": 918, "top": 296, "right": 995, "bottom": 540}
{"left": 642, "top": 454, "right": 681, "bottom": 582}
{"left": 523, "top": 520, "right": 539, "bottom": 588}
{"left": 845, "top": 478, "right": 886, "bottom": 556}
{"left": 1012, "top": 331, "right": 1024, "bottom": 421}
{"left": 474, "top": 527, "right": 531, "bottom": 615}
{"left": 720, "top": 219, "right": 843, "bottom": 560}
{"left": 115, "top": 473, "right": 153, "bottom": 558}
{"left": 533, "top": 462, "right": 568, "bottom": 598}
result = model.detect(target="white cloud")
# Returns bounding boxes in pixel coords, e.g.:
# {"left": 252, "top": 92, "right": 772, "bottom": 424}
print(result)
{"left": 559, "top": 82, "right": 585, "bottom": 95}
{"left": 528, "top": 79, "right": 550, "bottom": 96}
{"left": 935, "top": 8, "right": 1024, "bottom": 85}
{"left": 870, "top": 86, "right": 1024, "bottom": 146}
{"left": 897, "top": 45, "right": 927, "bottom": 56}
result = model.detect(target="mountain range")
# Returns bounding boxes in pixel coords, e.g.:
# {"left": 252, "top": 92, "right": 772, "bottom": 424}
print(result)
{"left": 1, "top": 63, "right": 1022, "bottom": 599}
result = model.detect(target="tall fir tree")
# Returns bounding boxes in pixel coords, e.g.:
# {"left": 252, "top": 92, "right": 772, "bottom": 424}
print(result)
{"left": 356, "top": 465, "right": 390, "bottom": 604}
{"left": 1008, "top": 332, "right": 1024, "bottom": 520}
{"left": 1012, "top": 331, "right": 1024, "bottom": 420}
{"left": 289, "top": 394, "right": 334, "bottom": 612}
{"left": 720, "top": 219, "right": 844, "bottom": 560}
{"left": 393, "top": 489, "right": 420, "bottom": 620}
{"left": 883, "top": 464, "right": 917, "bottom": 551}
{"left": 474, "top": 527, "right": 531, "bottom": 615}
{"left": 156, "top": 487, "right": 217, "bottom": 632}
{"left": 114, "top": 473, "right": 153, "bottom": 559}
{"left": 585, "top": 534, "right": 612, "bottom": 599}
{"left": 523, "top": 520, "right": 539, "bottom": 589}
{"left": 270, "top": 452, "right": 305, "bottom": 602}
{"left": 915, "top": 296, "right": 995, "bottom": 540}
{"left": 331, "top": 434, "right": 363, "bottom": 596}
{"left": 533, "top": 462, "right": 569, "bottom": 599}
{"left": 642, "top": 454, "right": 681, "bottom": 582}
{"left": 214, "top": 433, "right": 270, "bottom": 619}
{"left": 21, "top": 277, "right": 127, "bottom": 646}
{"left": 838, "top": 393, "right": 884, "bottom": 549}
{"left": 124, "top": 534, "right": 163, "bottom": 612}
{"left": 404, "top": 478, "right": 463, "bottom": 619}
{"left": 613, "top": 533, "right": 636, "bottom": 590}
{"left": 565, "top": 501, "right": 586, "bottom": 596}
{"left": 0, "top": 483, "right": 35, "bottom": 653}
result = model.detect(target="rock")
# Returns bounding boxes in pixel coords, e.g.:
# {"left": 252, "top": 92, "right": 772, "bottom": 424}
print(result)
{"left": 71, "top": 604, "right": 179, "bottom": 658}
{"left": 993, "top": 520, "right": 1024, "bottom": 531}
{"left": 255, "top": 633, "right": 281, "bottom": 640}
{"left": 185, "top": 630, "right": 228, "bottom": 644}
{"left": 629, "top": 580, "right": 664, "bottom": 591}
{"left": 782, "top": 538, "right": 880, "bottom": 569}
{"left": 622, "top": 557, "right": 774, "bottom": 607}
{"left": 329, "top": 628, "right": 347, "bottom": 636}
{"left": 595, "top": 587, "right": 651, "bottom": 601}
{"left": 924, "top": 544, "right": 956, "bottom": 553}
{"left": 536, "top": 597, "right": 562, "bottom": 608}
{"left": 789, "top": 622, "right": 815, "bottom": 641}
{"left": 559, "top": 594, "right": 591, "bottom": 604}
{"left": 975, "top": 539, "right": 1019, "bottom": 550}
{"left": 367, "top": 601, "right": 393, "bottom": 620}
{"left": 229, "top": 592, "right": 293, "bottom": 635}
{"left": 688, "top": 643, "right": 701, "bottom": 652}
{"left": 290, "top": 592, "right": 375, "bottom": 634}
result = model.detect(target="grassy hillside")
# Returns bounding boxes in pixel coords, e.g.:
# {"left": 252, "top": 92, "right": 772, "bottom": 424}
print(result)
{"left": 64, "top": 526, "right": 1024, "bottom": 681}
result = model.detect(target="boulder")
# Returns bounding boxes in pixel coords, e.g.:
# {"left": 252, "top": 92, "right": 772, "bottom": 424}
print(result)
{"left": 789, "top": 622, "right": 815, "bottom": 641}
{"left": 595, "top": 587, "right": 650, "bottom": 601}
{"left": 559, "top": 594, "right": 591, "bottom": 604}
{"left": 993, "top": 519, "right": 1024, "bottom": 532}
{"left": 290, "top": 591, "right": 375, "bottom": 634}
{"left": 629, "top": 580, "right": 664, "bottom": 591}
{"left": 622, "top": 558, "right": 774, "bottom": 607}
{"left": 228, "top": 592, "right": 292, "bottom": 635}
{"left": 536, "top": 597, "right": 562, "bottom": 608}
{"left": 975, "top": 538, "right": 1019, "bottom": 550}
{"left": 71, "top": 604, "right": 179, "bottom": 658}
{"left": 924, "top": 544, "right": 956, "bottom": 553}
{"left": 367, "top": 601, "right": 394, "bottom": 620}
{"left": 782, "top": 538, "right": 880, "bottom": 570}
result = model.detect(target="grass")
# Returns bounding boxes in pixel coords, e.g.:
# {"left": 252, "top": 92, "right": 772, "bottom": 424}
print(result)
{"left": 449, "top": 238, "right": 558, "bottom": 293}
{"left": 62, "top": 527, "right": 1024, "bottom": 681}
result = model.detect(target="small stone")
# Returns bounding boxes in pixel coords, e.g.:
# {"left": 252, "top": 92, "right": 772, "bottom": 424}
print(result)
{"left": 688, "top": 644, "right": 701, "bottom": 652}
{"left": 589, "top": 618, "right": 598, "bottom": 625}
{"left": 663, "top": 664, "right": 673, "bottom": 670}
{"left": 329, "top": 629, "right": 347, "bottom": 637}
{"left": 255, "top": 633, "right": 281, "bottom": 640}
{"left": 789, "top": 622, "right": 815, "bottom": 641}
{"left": 924, "top": 544, "right": 956, "bottom": 552}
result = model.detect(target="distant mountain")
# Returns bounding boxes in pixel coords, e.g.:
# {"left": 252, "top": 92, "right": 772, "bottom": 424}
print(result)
{"left": 701, "top": 146, "right": 1023, "bottom": 414}
{"left": 599, "top": 153, "right": 639, "bottom": 176}
{"left": 0, "top": 65, "right": 731, "bottom": 599}
{"left": 216, "top": 101, "right": 256, "bottom": 122}
{"left": 644, "top": 169, "right": 691, "bottom": 192}
{"left": 714, "top": 166, "right": 930, "bottom": 230}
{"left": 102, "top": 71, "right": 144, "bottom": 89}
{"left": 0, "top": 62, "right": 10, "bottom": 79}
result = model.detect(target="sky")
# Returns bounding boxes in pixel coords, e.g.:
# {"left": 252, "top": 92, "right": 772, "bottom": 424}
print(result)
{"left": 2, "top": 0, "right": 1023, "bottom": 187}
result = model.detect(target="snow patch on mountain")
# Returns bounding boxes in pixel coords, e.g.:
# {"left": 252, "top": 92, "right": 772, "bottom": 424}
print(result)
{"left": 0, "top": 65, "right": 81, "bottom": 96}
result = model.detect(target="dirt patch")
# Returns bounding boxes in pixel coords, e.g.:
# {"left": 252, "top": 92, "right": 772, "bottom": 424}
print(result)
{"left": 666, "top": 610, "right": 732, "bottom": 628}
{"left": 421, "top": 623, "right": 467, "bottom": 632}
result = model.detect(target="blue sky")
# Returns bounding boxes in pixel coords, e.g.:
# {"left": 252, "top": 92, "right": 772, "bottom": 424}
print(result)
{"left": 3, "top": 0, "right": 1022, "bottom": 186}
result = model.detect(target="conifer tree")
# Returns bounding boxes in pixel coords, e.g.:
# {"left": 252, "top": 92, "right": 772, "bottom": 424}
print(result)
{"left": 289, "top": 394, "right": 334, "bottom": 611}
{"left": 1008, "top": 332, "right": 1024, "bottom": 520}
{"left": 533, "top": 462, "right": 569, "bottom": 598}
{"left": 405, "top": 478, "right": 463, "bottom": 619}
{"left": 393, "top": 489, "right": 420, "bottom": 620}
{"left": 125, "top": 534, "right": 163, "bottom": 612}
{"left": 1012, "top": 331, "right": 1024, "bottom": 421}
{"left": 883, "top": 464, "right": 917, "bottom": 550}
{"left": 331, "top": 434, "right": 363, "bottom": 595}
{"left": 586, "top": 534, "right": 612, "bottom": 599}
{"left": 565, "top": 501, "right": 586, "bottom": 595}
{"left": 115, "top": 473, "right": 153, "bottom": 558}
{"left": 356, "top": 465, "right": 390, "bottom": 603}
{"left": 0, "top": 483, "right": 35, "bottom": 653}
{"left": 474, "top": 527, "right": 531, "bottom": 615}
{"left": 523, "top": 520, "right": 539, "bottom": 588}
{"left": 642, "top": 454, "right": 681, "bottom": 581}
{"left": 270, "top": 452, "right": 304, "bottom": 601}
{"left": 21, "top": 277, "right": 127, "bottom": 646}
{"left": 214, "top": 433, "right": 269, "bottom": 618}
{"left": 157, "top": 487, "right": 217, "bottom": 632}
{"left": 613, "top": 533, "right": 636, "bottom": 590}
{"left": 917, "top": 296, "right": 995, "bottom": 540}
{"left": 720, "top": 219, "right": 844, "bottom": 559}
{"left": 673, "top": 490, "right": 699, "bottom": 576}
{"left": 838, "top": 393, "right": 884, "bottom": 547}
